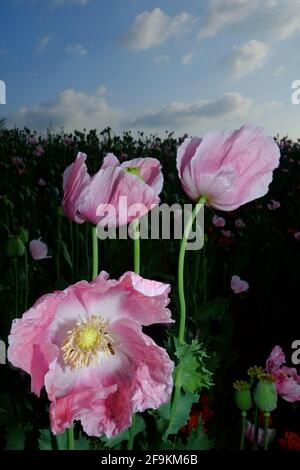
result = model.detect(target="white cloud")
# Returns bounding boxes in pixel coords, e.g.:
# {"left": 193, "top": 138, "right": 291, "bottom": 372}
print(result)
{"left": 182, "top": 52, "right": 194, "bottom": 65}
{"left": 36, "top": 36, "right": 52, "bottom": 54}
{"left": 8, "top": 86, "right": 123, "bottom": 132}
{"left": 65, "top": 43, "right": 87, "bottom": 56}
{"left": 123, "top": 7, "right": 196, "bottom": 50}
{"left": 54, "top": 0, "right": 91, "bottom": 6}
{"left": 227, "top": 40, "right": 271, "bottom": 79}
{"left": 274, "top": 65, "right": 286, "bottom": 77}
{"left": 153, "top": 55, "right": 170, "bottom": 64}
{"left": 129, "top": 93, "right": 253, "bottom": 128}
{"left": 199, "top": 0, "right": 300, "bottom": 41}
{"left": 198, "top": 0, "right": 256, "bottom": 39}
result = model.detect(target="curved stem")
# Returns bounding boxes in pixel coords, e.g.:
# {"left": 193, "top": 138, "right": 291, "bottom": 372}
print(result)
{"left": 240, "top": 411, "right": 247, "bottom": 450}
{"left": 178, "top": 196, "right": 206, "bottom": 344}
{"left": 127, "top": 218, "right": 140, "bottom": 450}
{"left": 92, "top": 226, "right": 98, "bottom": 280}
{"left": 24, "top": 248, "right": 29, "bottom": 310}
{"left": 253, "top": 405, "right": 259, "bottom": 450}
{"left": 263, "top": 412, "right": 270, "bottom": 451}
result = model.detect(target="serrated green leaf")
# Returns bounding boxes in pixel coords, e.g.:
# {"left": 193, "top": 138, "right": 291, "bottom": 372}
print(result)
{"left": 177, "top": 420, "right": 213, "bottom": 450}
{"left": 175, "top": 340, "right": 213, "bottom": 394}
{"left": 38, "top": 429, "right": 67, "bottom": 450}
{"left": 163, "top": 391, "right": 198, "bottom": 439}
{"left": 102, "top": 414, "right": 145, "bottom": 449}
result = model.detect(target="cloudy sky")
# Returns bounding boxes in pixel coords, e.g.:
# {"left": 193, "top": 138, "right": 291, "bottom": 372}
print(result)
{"left": 1, "top": 0, "right": 300, "bottom": 137}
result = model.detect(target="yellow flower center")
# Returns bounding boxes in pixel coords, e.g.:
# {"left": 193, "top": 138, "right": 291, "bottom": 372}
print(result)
{"left": 61, "top": 315, "right": 114, "bottom": 370}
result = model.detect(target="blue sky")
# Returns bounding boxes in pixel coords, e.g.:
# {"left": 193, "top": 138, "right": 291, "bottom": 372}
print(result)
{"left": 1, "top": 0, "right": 300, "bottom": 137}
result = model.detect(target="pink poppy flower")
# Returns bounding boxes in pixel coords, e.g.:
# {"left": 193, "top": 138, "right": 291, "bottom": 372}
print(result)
{"left": 221, "top": 229, "right": 232, "bottom": 238}
{"left": 230, "top": 275, "right": 249, "bottom": 294}
{"left": 176, "top": 124, "right": 280, "bottom": 211}
{"left": 29, "top": 238, "right": 51, "bottom": 260}
{"left": 28, "top": 135, "right": 37, "bottom": 145}
{"left": 294, "top": 232, "right": 300, "bottom": 241}
{"left": 38, "top": 178, "right": 47, "bottom": 187}
{"left": 12, "top": 157, "right": 23, "bottom": 166}
{"left": 235, "top": 218, "right": 245, "bottom": 228}
{"left": 266, "top": 346, "right": 300, "bottom": 402}
{"left": 34, "top": 145, "right": 45, "bottom": 157}
{"left": 267, "top": 199, "right": 281, "bottom": 210}
{"left": 212, "top": 215, "right": 225, "bottom": 227}
{"left": 62, "top": 152, "right": 163, "bottom": 227}
{"left": 245, "top": 420, "right": 274, "bottom": 446}
{"left": 63, "top": 135, "right": 73, "bottom": 145}
{"left": 7, "top": 271, "right": 174, "bottom": 437}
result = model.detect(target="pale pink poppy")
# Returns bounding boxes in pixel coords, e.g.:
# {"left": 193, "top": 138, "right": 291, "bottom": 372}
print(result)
{"left": 63, "top": 136, "right": 73, "bottom": 145}
{"left": 212, "top": 215, "right": 225, "bottom": 227}
{"left": 267, "top": 199, "right": 281, "bottom": 210}
{"left": 230, "top": 275, "right": 249, "bottom": 294}
{"left": 294, "top": 232, "right": 300, "bottom": 241}
{"left": 29, "top": 238, "right": 51, "bottom": 260}
{"left": 34, "top": 145, "right": 45, "bottom": 157}
{"left": 266, "top": 346, "right": 300, "bottom": 402}
{"left": 28, "top": 135, "right": 37, "bottom": 145}
{"left": 235, "top": 218, "right": 245, "bottom": 228}
{"left": 38, "top": 178, "right": 47, "bottom": 187}
{"left": 221, "top": 230, "right": 232, "bottom": 238}
{"left": 245, "top": 420, "right": 274, "bottom": 446}
{"left": 62, "top": 152, "right": 163, "bottom": 227}
{"left": 12, "top": 157, "right": 23, "bottom": 166}
{"left": 7, "top": 271, "right": 174, "bottom": 437}
{"left": 176, "top": 124, "right": 280, "bottom": 211}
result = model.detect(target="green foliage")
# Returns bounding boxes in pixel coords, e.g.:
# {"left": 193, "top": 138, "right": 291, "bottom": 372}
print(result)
{"left": 38, "top": 429, "right": 90, "bottom": 450}
{"left": 5, "top": 424, "right": 26, "bottom": 450}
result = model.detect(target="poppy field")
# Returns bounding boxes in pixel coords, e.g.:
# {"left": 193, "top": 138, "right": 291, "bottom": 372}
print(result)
{"left": 0, "top": 124, "right": 300, "bottom": 451}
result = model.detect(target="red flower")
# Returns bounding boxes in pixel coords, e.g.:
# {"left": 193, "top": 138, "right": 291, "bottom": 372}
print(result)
{"left": 278, "top": 431, "right": 300, "bottom": 450}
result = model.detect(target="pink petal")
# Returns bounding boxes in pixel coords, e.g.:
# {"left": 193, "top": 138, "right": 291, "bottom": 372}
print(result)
{"left": 62, "top": 152, "right": 90, "bottom": 223}
{"left": 29, "top": 239, "right": 50, "bottom": 260}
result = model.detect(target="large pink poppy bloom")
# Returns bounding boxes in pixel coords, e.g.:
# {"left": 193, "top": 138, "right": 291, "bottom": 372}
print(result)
{"left": 62, "top": 152, "right": 163, "bottom": 226}
{"left": 266, "top": 346, "right": 300, "bottom": 402}
{"left": 8, "top": 272, "right": 174, "bottom": 437}
{"left": 176, "top": 124, "right": 280, "bottom": 211}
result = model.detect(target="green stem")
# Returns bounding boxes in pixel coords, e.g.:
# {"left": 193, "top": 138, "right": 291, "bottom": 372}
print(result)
{"left": 69, "top": 219, "right": 74, "bottom": 280}
{"left": 253, "top": 405, "right": 259, "bottom": 450}
{"left": 178, "top": 196, "right": 206, "bottom": 344}
{"left": 56, "top": 218, "right": 62, "bottom": 280}
{"left": 67, "top": 426, "right": 74, "bottom": 450}
{"left": 127, "top": 218, "right": 140, "bottom": 450}
{"left": 263, "top": 412, "right": 270, "bottom": 451}
{"left": 24, "top": 248, "right": 29, "bottom": 310}
{"left": 92, "top": 226, "right": 98, "bottom": 280}
{"left": 13, "top": 258, "right": 18, "bottom": 316}
{"left": 240, "top": 411, "right": 247, "bottom": 450}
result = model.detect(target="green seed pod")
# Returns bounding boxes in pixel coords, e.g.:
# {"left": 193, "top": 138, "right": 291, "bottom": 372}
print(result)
{"left": 254, "top": 378, "right": 277, "bottom": 412}
{"left": 17, "top": 227, "right": 29, "bottom": 244}
{"left": 233, "top": 381, "right": 252, "bottom": 411}
{"left": 5, "top": 237, "right": 25, "bottom": 257}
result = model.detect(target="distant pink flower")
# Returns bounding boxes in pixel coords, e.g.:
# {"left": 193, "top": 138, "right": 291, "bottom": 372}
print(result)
{"left": 235, "top": 218, "right": 245, "bottom": 228}
{"left": 7, "top": 271, "right": 174, "bottom": 437}
{"left": 245, "top": 420, "right": 274, "bottom": 446}
{"left": 230, "top": 275, "right": 249, "bottom": 294}
{"left": 266, "top": 346, "right": 300, "bottom": 402}
{"left": 34, "top": 145, "right": 45, "bottom": 157}
{"left": 29, "top": 238, "right": 51, "bottom": 260}
{"left": 63, "top": 135, "right": 73, "bottom": 145}
{"left": 62, "top": 152, "right": 163, "bottom": 226}
{"left": 212, "top": 215, "right": 225, "bottom": 227}
{"left": 294, "top": 232, "right": 300, "bottom": 241}
{"left": 267, "top": 200, "right": 281, "bottom": 210}
{"left": 176, "top": 124, "right": 280, "bottom": 211}
{"left": 221, "top": 230, "right": 232, "bottom": 238}
{"left": 12, "top": 157, "right": 23, "bottom": 166}
{"left": 38, "top": 178, "right": 47, "bottom": 187}
{"left": 28, "top": 136, "right": 37, "bottom": 145}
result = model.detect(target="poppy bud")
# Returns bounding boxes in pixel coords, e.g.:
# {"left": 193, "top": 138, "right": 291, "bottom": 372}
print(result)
{"left": 17, "top": 227, "right": 29, "bottom": 244}
{"left": 5, "top": 237, "right": 25, "bottom": 257}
